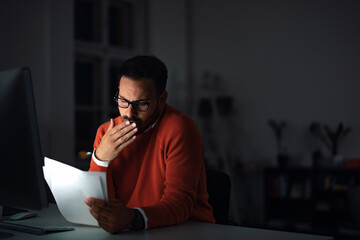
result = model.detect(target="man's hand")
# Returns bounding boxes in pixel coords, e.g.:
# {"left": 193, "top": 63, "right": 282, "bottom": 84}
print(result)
{"left": 95, "top": 118, "right": 138, "bottom": 161}
{"left": 85, "top": 197, "right": 135, "bottom": 234}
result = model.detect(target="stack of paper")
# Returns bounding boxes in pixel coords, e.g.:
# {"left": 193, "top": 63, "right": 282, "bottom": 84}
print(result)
{"left": 43, "top": 157, "right": 107, "bottom": 226}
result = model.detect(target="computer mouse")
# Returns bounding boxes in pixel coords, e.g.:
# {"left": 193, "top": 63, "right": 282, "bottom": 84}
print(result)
{"left": 9, "top": 212, "right": 37, "bottom": 221}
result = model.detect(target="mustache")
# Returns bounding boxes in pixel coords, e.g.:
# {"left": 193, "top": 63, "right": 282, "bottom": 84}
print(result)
{"left": 122, "top": 116, "right": 141, "bottom": 124}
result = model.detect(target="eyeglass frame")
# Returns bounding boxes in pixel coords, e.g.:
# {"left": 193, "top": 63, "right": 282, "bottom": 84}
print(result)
{"left": 113, "top": 90, "right": 159, "bottom": 112}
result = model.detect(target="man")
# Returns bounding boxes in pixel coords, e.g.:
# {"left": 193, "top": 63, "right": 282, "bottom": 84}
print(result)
{"left": 85, "top": 55, "right": 215, "bottom": 233}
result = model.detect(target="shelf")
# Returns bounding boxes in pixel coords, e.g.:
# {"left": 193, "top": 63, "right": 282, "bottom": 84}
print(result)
{"left": 267, "top": 197, "right": 313, "bottom": 202}
{"left": 265, "top": 167, "right": 360, "bottom": 236}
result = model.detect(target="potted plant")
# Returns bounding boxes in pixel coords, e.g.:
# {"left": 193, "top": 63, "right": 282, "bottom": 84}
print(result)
{"left": 309, "top": 122, "right": 351, "bottom": 166}
{"left": 268, "top": 119, "right": 288, "bottom": 168}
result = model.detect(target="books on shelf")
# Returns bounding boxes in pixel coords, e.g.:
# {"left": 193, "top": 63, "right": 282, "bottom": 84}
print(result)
{"left": 268, "top": 175, "right": 312, "bottom": 200}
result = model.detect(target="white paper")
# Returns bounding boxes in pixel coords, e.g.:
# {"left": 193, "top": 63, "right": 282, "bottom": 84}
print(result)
{"left": 43, "top": 157, "right": 107, "bottom": 226}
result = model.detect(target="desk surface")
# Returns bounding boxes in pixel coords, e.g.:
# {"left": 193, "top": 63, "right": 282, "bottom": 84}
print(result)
{"left": 0, "top": 205, "right": 333, "bottom": 240}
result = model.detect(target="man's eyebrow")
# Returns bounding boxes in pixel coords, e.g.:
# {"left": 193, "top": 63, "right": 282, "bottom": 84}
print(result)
{"left": 118, "top": 95, "right": 151, "bottom": 102}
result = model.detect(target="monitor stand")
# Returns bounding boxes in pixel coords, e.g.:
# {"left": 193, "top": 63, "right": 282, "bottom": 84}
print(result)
{"left": 1, "top": 206, "right": 27, "bottom": 218}
{"left": 0, "top": 205, "right": 28, "bottom": 221}
{"left": 0, "top": 206, "right": 14, "bottom": 239}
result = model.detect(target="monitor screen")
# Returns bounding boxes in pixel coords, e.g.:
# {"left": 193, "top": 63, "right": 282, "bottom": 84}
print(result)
{"left": 0, "top": 67, "right": 47, "bottom": 213}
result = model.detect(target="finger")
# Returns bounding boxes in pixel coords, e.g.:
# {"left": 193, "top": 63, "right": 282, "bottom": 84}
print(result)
{"left": 91, "top": 203, "right": 112, "bottom": 215}
{"left": 106, "top": 120, "right": 127, "bottom": 136}
{"left": 119, "top": 125, "right": 137, "bottom": 141}
{"left": 85, "top": 197, "right": 105, "bottom": 207}
{"left": 89, "top": 208, "right": 114, "bottom": 233}
{"left": 99, "top": 222, "right": 113, "bottom": 234}
{"left": 99, "top": 221, "right": 119, "bottom": 234}
{"left": 108, "top": 121, "right": 131, "bottom": 137}
{"left": 114, "top": 120, "right": 130, "bottom": 130}
{"left": 84, "top": 197, "right": 92, "bottom": 206}
{"left": 86, "top": 198, "right": 110, "bottom": 213}
{"left": 116, "top": 135, "right": 136, "bottom": 151}
{"left": 89, "top": 207, "right": 100, "bottom": 220}
{"left": 106, "top": 200, "right": 126, "bottom": 209}
{"left": 111, "top": 123, "right": 137, "bottom": 141}
{"left": 88, "top": 199, "right": 115, "bottom": 216}
{"left": 89, "top": 206, "right": 111, "bottom": 222}
{"left": 113, "top": 128, "right": 137, "bottom": 149}
{"left": 88, "top": 205, "right": 113, "bottom": 229}
{"left": 106, "top": 118, "right": 115, "bottom": 132}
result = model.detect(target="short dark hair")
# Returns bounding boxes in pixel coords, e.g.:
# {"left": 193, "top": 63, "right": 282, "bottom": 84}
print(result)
{"left": 118, "top": 55, "right": 168, "bottom": 95}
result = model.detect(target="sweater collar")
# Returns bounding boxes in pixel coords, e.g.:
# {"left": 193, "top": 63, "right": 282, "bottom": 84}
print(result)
{"left": 143, "top": 104, "right": 165, "bottom": 133}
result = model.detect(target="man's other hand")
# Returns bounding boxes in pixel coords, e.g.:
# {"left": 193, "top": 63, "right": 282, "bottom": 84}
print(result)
{"left": 95, "top": 118, "right": 138, "bottom": 162}
{"left": 85, "top": 197, "right": 135, "bottom": 234}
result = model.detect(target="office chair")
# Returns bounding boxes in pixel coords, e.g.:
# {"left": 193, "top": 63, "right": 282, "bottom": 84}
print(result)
{"left": 206, "top": 168, "right": 231, "bottom": 225}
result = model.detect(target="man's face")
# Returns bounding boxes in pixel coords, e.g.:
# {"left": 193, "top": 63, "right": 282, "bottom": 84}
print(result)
{"left": 117, "top": 76, "right": 163, "bottom": 135}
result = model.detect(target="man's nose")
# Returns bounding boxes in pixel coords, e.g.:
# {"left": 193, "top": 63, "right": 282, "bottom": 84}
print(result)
{"left": 126, "top": 104, "right": 137, "bottom": 117}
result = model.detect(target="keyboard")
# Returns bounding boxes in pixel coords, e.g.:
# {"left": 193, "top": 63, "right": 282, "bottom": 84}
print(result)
{"left": 0, "top": 220, "right": 74, "bottom": 235}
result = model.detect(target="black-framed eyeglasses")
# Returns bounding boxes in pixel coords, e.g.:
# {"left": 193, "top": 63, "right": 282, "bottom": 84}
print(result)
{"left": 114, "top": 91, "right": 155, "bottom": 112}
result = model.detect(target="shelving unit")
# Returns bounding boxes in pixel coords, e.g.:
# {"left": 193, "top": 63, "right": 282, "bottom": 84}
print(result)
{"left": 193, "top": 71, "right": 235, "bottom": 170}
{"left": 264, "top": 168, "right": 360, "bottom": 237}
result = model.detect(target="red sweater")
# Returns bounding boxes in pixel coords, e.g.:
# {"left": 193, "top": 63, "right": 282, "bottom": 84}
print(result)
{"left": 89, "top": 104, "right": 215, "bottom": 229}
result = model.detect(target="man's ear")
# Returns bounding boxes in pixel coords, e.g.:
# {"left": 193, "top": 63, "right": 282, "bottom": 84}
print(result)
{"left": 159, "top": 90, "right": 168, "bottom": 108}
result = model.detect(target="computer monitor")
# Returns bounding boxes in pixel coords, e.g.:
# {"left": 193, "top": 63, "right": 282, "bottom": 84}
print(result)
{"left": 0, "top": 67, "right": 47, "bottom": 216}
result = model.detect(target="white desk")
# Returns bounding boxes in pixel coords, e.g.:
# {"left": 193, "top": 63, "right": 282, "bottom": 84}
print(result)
{"left": 0, "top": 205, "right": 333, "bottom": 240}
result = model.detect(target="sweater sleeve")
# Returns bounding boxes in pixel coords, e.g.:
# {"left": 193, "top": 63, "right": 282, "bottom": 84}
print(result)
{"left": 141, "top": 118, "right": 205, "bottom": 229}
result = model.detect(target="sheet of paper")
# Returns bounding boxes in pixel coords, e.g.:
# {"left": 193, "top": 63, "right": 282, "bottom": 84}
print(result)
{"left": 43, "top": 157, "right": 107, "bottom": 226}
